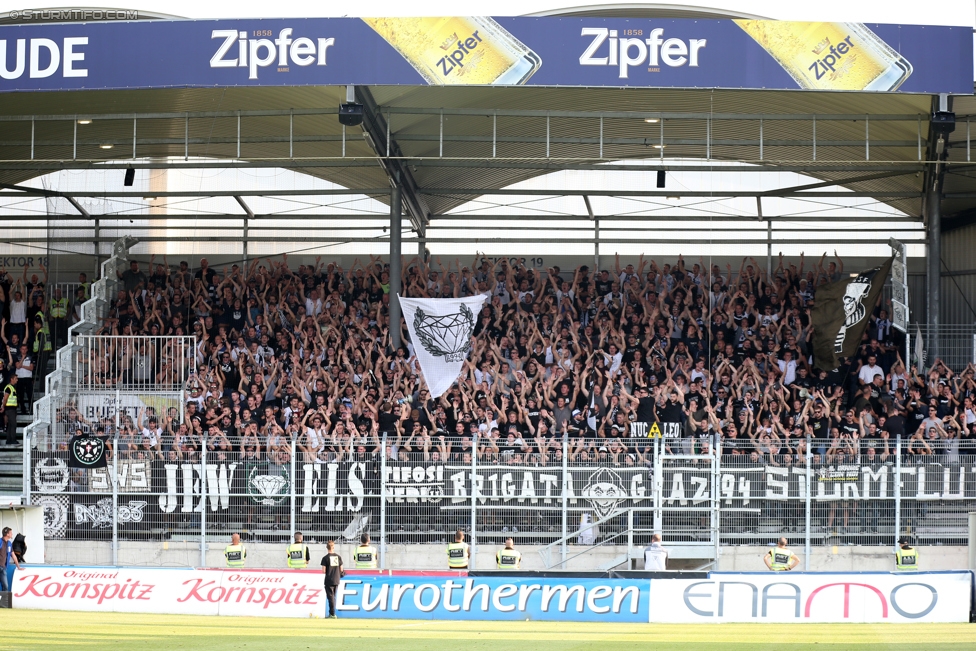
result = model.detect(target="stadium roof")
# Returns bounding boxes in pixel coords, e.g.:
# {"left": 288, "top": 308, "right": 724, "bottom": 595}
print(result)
{"left": 0, "top": 5, "right": 971, "bottom": 237}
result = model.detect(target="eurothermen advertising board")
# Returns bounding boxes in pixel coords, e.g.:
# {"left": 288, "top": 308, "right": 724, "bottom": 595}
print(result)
{"left": 0, "top": 17, "right": 970, "bottom": 93}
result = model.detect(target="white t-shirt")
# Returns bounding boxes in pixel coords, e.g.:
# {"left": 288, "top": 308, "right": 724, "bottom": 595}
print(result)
{"left": 858, "top": 364, "right": 883, "bottom": 385}
{"left": 9, "top": 299, "right": 26, "bottom": 324}
{"left": 644, "top": 543, "right": 669, "bottom": 570}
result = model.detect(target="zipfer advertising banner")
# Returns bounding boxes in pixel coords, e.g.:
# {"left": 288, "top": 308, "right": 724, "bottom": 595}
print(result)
{"left": 0, "top": 17, "right": 970, "bottom": 93}
{"left": 13, "top": 566, "right": 327, "bottom": 617}
{"left": 336, "top": 575, "right": 649, "bottom": 621}
{"left": 649, "top": 572, "right": 973, "bottom": 623}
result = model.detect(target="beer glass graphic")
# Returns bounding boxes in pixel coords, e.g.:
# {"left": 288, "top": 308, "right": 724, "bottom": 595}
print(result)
{"left": 363, "top": 17, "right": 542, "bottom": 85}
{"left": 735, "top": 21, "right": 912, "bottom": 91}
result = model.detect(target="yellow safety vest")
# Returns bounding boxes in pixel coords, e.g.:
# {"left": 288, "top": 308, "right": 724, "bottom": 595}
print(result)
{"left": 447, "top": 542, "right": 469, "bottom": 569}
{"left": 767, "top": 547, "right": 795, "bottom": 571}
{"left": 496, "top": 548, "right": 521, "bottom": 570}
{"left": 3, "top": 384, "right": 16, "bottom": 407}
{"left": 49, "top": 297, "right": 68, "bottom": 319}
{"left": 895, "top": 547, "right": 918, "bottom": 571}
{"left": 286, "top": 543, "right": 309, "bottom": 568}
{"left": 32, "top": 319, "right": 51, "bottom": 352}
{"left": 354, "top": 545, "right": 378, "bottom": 569}
{"left": 224, "top": 543, "right": 246, "bottom": 568}
{"left": 79, "top": 282, "right": 90, "bottom": 300}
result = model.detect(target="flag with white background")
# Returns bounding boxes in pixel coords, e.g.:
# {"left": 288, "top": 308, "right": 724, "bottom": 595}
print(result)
{"left": 398, "top": 295, "right": 487, "bottom": 398}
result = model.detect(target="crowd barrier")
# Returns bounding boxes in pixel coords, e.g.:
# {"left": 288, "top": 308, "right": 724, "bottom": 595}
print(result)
{"left": 13, "top": 566, "right": 973, "bottom": 623}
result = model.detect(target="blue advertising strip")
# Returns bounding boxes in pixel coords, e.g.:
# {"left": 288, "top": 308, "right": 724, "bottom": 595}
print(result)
{"left": 0, "top": 17, "right": 970, "bottom": 94}
{"left": 336, "top": 575, "right": 650, "bottom": 621}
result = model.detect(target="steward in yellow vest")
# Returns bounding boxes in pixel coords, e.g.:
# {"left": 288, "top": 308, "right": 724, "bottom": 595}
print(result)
{"left": 224, "top": 533, "right": 246, "bottom": 568}
{"left": 354, "top": 533, "right": 378, "bottom": 569}
{"left": 286, "top": 531, "right": 310, "bottom": 569}
{"left": 447, "top": 530, "right": 470, "bottom": 569}
{"left": 496, "top": 537, "right": 521, "bottom": 569}
{"left": 896, "top": 537, "right": 918, "bottom": 571}
{"left": 764, "top": 537, "right": 800, "bottom": 571}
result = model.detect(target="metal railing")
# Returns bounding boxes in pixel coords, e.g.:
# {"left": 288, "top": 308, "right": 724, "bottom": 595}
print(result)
{"left": 910, "top": 324, "right": 976, "bottom": 372}
{"left": 73, "top": 335, "right": 196, "bottom": 391}
{"left": 25, "top": 433, "right": 976, "bottom": 568}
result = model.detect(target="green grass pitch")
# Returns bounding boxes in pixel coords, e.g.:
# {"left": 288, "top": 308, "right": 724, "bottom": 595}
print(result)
{"left": 1, "top": 612, "right": 975, "bottom": 650}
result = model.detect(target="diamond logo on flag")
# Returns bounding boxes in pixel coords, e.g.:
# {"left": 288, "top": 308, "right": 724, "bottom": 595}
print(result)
{"left": 414, "top": 303, "right": 476, "bottom": 362}
{"left": 399, "top": 295, "right": 488, "bottom": 398}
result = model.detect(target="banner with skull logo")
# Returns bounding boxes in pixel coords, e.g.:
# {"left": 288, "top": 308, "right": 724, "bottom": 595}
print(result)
{"left": 399, "top": 294, "right": 488, "bottom": 398}
{"left": 811, "top": 257, "right": 892, "bottom": 371}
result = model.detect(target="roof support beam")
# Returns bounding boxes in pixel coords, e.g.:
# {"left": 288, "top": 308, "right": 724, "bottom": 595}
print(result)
{"left": 356, "top": 86, "right": 429, "bottom": 234}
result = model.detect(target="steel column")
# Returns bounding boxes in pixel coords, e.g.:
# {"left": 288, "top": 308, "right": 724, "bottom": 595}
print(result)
{"left": 389, "top": 185, "right": 402, "bottom": 350}
{"left": 926, "top": 183, "right": 941, "bottom": 360}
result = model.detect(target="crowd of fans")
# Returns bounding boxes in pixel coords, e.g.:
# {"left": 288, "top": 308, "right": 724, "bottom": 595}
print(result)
{"left": 6, "top": 251, "right": 976, "bottom": 468}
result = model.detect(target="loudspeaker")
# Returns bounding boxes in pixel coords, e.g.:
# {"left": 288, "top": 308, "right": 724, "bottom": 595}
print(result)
{"left": 338, "top": 103, "right": 364, "bottom": 127}
{"left": 656, "top": 170, "right": 666, "bottom": 188}
{"left": 124, "top": 167, "right": 135, "bottom": 187}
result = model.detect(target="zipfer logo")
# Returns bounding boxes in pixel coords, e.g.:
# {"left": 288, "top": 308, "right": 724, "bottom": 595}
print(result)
{"left": 210, "top": 29, "right": 335, "bottom": 80}
{"left": 682, "top": 580, "right": 939, "bottom": 620}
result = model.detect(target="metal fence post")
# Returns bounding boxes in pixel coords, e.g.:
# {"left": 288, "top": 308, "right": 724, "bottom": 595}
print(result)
{"left": 114, "top": 388, "right": 121, "bottom": 566}
{"left": 112, "top": 433, "right": 119, "bottom": 566}
{"left": 712, "top": 432, "right": 721, "bottom": 565}
{"left": 804, "top": 433, "right": 812, "bottom": 571}
{"left": 561, "top": 434, "right": 568, "bottom": 565}
{"left": 470, "top": 433, "right": 478, "bottom": 569}
{"left": 290, "top": 436, "right": 296, "bottom": 540}
{"left": 380, "top": 433, "right": 388, "bottom": 571}
{"left": 969, "top": 513, "right": 976, "bottom": 570}
{"left": 894, "top": 435, "right": 902, "bottom": 549}
{"left": 653, "top": 433, "right": 662, "bottom": 534}
{"left": 200, "top": 433, "right": 207, "bottom": 567}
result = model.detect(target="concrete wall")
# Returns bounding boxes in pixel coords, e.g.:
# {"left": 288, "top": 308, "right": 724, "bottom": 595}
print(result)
{"left": 41, "top": 540, "right": 968, "bottom": 573}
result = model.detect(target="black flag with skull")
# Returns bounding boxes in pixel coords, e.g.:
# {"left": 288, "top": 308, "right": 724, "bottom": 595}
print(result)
{"left": 811, "top": 257, "right": 893, "bottom": 371}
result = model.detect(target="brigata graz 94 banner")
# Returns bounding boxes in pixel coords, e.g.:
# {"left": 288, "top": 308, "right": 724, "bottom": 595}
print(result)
{"left": 0, "top": 17, "right": 970, "bottom": 93}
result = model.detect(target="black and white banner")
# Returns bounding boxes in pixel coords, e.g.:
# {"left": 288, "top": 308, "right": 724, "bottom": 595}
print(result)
{"left": 29, "top": 453, "right": 976, "bottom": 537}
{"left": 399, "top": 294, "right": 487, "bottom": 398}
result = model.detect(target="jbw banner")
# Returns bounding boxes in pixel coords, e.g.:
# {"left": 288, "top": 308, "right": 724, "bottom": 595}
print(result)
{"left": 648, "top": 572, "right": 972, "bottom": 623}
{"left": 0, "top": 17, "right": 970, "bottom": 93}
{"left": 337, "top": 575, "right": 649, "bottom": 621}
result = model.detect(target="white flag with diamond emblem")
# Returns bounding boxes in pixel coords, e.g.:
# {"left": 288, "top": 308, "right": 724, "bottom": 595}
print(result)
{"left": 398, "top": 294, "right": 487, "bottom": 398}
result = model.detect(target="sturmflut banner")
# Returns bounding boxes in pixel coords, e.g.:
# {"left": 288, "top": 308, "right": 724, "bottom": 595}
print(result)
{"left": 0, "top": 18, "right": 970, "bottom": 93}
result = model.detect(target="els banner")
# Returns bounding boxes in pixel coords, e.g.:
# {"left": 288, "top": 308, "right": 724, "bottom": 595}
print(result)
{"left": 649, "top": 572, "right": 973, "bottom": 623}
{"left": 0, "top": 17, "right": 970, "bottom": 93}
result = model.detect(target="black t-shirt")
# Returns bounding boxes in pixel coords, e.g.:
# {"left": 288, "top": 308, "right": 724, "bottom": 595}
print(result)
{"left": 809, "top": 416, "right": 830, "bottom": 440}
{"left": 321, "top": 553, "right": 344, "bottom": 586}
{"left": 636, "top": 397, "right": 656, "bottom": 423}
{"left": 883, "top": 415, "right": 906, "bottom": 438}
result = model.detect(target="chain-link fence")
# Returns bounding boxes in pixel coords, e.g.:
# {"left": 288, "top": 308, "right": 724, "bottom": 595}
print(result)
{"left": 28, "top": 430, "right": 976, "bottom": 568}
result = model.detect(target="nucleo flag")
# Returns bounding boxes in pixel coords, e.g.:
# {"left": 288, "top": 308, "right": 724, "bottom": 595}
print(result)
{"left": 399, "top": 295, "right": 487, "bottom": 398}
{"left": 811, "top": 257, "right": 892, "bottom": 371}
